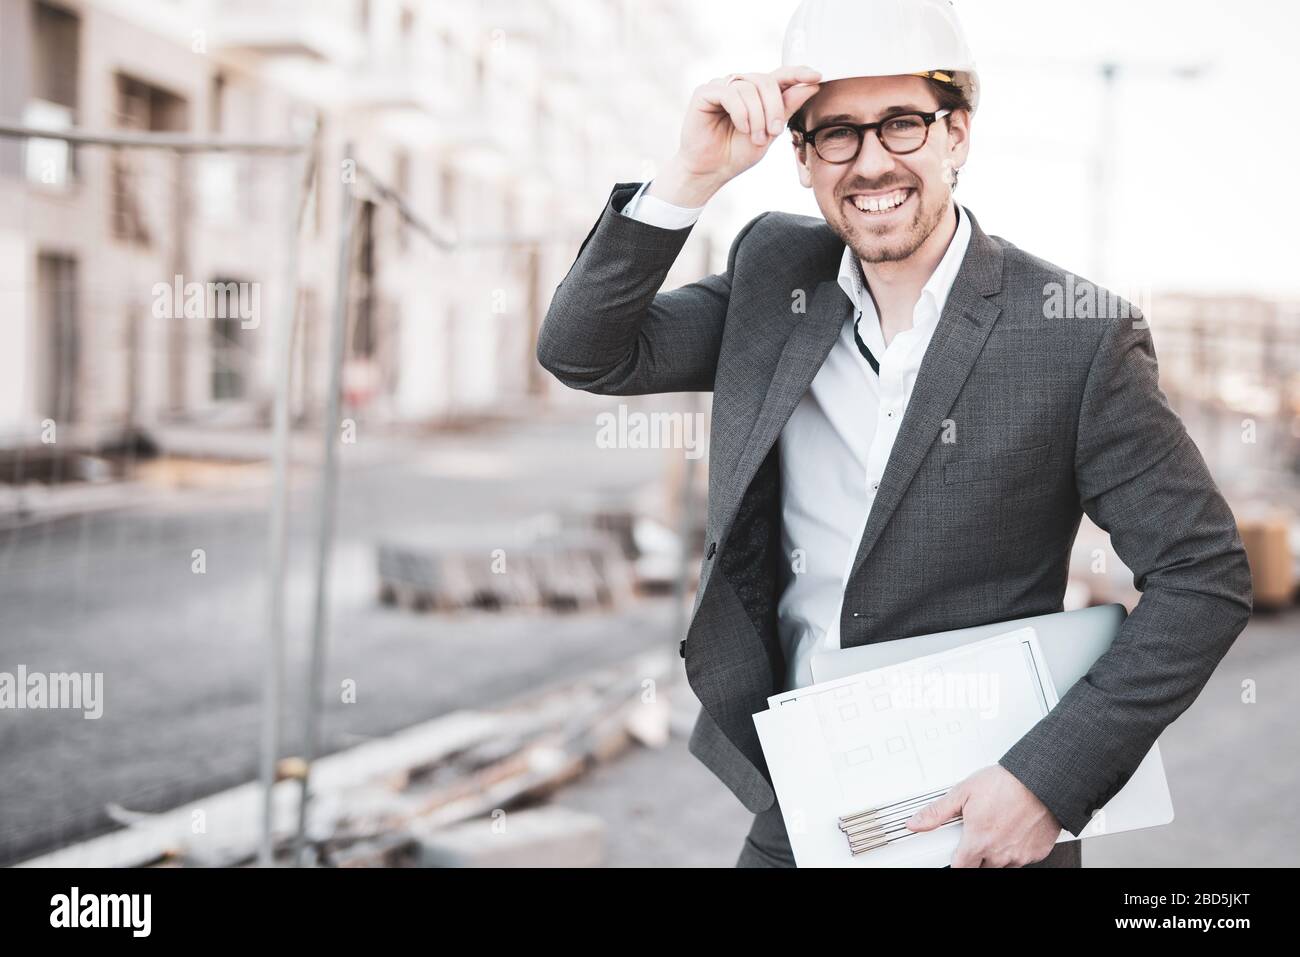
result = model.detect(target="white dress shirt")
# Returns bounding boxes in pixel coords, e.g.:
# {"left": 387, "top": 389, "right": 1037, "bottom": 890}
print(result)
{"left": 622, "top": 180, "right": 972, "bottom": 691}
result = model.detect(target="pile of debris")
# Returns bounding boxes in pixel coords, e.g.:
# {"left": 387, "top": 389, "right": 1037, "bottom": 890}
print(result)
{"left": 377, "top": 507, "right": 692, "bottom": 614}
{"left": 316, "top": 652, "right": 677, "bottom": 867}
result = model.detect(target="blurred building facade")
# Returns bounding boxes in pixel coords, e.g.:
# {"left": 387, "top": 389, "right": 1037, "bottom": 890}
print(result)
{"left": 1151, "top": 293, "right": 1300, "bottom": 497}
{"left": 0, "top": 0, "right": 714, "bottom": 448}
{"left": 7, "top": 0, "right": 1294, "bottom": 480}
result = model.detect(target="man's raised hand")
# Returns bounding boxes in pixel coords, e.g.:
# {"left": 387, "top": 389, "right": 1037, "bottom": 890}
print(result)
{"left": 649, "top": 65, "right": 822, "bottom": 207}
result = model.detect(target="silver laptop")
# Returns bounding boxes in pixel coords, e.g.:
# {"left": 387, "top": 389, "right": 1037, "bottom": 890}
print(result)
{"left": 813, "top": 604, "right": 1125, "bottom": 686}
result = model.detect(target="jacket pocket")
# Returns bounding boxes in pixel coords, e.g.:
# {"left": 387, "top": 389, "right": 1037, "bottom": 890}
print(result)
{"left": 943, "top": 441, "right": 1052, "bottom": 485}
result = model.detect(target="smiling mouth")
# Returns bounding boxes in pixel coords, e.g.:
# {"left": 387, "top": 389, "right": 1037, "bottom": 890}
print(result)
{"left": 846, "top": 187, "right": 915, "bottom": 215}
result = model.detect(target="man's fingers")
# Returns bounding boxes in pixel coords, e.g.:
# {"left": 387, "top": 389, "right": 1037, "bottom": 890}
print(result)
{"left": 950, "top": 839, "right": 984, "bottom": 868}
{"left": 782, "top": 81, "right": 821, "bottom": 118}
{"left": 700, "top": 69, "right": 821, "bottom": 139}
{"left": 704, "top": 82, "right": 750, "bottom": 133}
{"left": 906, "top": 790, "right": 963, "bottom": 832}
{"left": 750, "top": 67, "right": 823, "bottom": 133}
{"left": 772, "top": 64, "right": 823, "bottom": 87}
{"left": 727, "top": 80, "right": 769, "bottom": 145}
{"left": 741, "top": 73, "right": 787, "bottom": 135}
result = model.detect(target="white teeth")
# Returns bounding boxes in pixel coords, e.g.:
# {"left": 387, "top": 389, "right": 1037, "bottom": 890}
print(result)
{"left": 852, "top": 189, "right": 910, "bottom": 212}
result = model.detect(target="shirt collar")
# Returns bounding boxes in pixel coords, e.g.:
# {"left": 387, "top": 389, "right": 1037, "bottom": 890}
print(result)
{"left": 836, "top": 201, "right": 972, "bottom": 324}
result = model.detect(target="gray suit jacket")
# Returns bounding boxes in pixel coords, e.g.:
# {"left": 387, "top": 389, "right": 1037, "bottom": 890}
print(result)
{"left": 536, "top": 181, "right": 1253, "bottom": 837}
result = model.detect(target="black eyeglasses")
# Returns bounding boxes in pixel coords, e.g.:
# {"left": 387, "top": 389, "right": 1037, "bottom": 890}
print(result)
{"left": 799, "top": 109, "right": 951, "bottom": 163}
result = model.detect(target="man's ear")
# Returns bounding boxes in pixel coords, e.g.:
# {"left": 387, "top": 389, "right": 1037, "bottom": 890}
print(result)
{"left": 792, "top": 137, "right": 813, "bottom": 188}
{"left": 944, "top": 108, "right": 972, "bottom": 170}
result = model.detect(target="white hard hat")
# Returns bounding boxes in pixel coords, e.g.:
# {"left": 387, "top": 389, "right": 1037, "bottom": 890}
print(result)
{"left": 782, "top": 0, "right": 980, "bottom": 113}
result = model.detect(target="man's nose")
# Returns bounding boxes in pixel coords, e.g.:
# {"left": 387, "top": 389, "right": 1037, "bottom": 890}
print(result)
{"left": 850, "top": 129, "right": 897, "bottom": 180}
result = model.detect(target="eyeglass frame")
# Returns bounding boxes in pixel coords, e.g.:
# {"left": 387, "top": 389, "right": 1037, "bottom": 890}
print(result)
{"left": 797, "top": 109, "right": 952, "bottom": 163}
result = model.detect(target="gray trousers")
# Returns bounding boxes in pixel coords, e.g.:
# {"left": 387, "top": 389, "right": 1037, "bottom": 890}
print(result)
{"left": 736, "top": 800, "right": 1083, "bottom": 868}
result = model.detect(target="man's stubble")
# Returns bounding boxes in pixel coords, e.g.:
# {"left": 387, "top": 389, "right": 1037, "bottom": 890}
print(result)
{"left": 829, "top": 187, "right": 950, "bottom": 265}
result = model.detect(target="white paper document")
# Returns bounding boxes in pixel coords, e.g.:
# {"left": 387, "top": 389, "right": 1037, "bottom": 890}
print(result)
{"left": 753, "top": 626, "right": 1071, "bottom": 867}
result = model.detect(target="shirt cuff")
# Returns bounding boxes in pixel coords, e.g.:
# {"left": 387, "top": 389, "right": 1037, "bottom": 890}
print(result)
{"left": 621, "top": 179, "right": 704, "bottom": 230}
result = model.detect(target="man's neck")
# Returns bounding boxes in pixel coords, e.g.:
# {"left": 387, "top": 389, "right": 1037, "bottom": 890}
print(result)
{"left": 860, "top": 199, "right": 959, "bottom": 346}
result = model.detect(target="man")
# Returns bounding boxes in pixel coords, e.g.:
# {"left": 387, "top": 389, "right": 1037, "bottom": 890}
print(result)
{"left": 536, "top": 0, "right": 1252, "bottom": 868}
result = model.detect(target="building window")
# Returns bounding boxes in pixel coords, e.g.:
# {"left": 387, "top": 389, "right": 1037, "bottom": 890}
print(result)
{"left": 36, "top": 253, "right": 79, "bottom": 422}
{"left": 26, "top": 2, "right": 81, "bottom": 187}
{"left": 111, "top": 73, "right": 189, "bottom": 244}
{"left": 210, "top": 278, "right": 249, "bottom": 400}
{"left": 352, "top": 200, "right": 378, "bottom": 359}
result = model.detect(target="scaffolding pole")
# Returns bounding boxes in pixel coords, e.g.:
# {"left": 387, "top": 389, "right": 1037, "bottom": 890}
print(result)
{"left": 0, "top": 120, "right": 305, "bottom": 154}
{"left": 294, "top": 144, "right": 357, "bottom": 865}
{"left": 259, "top": 134, "right": 320, "bottom": 867}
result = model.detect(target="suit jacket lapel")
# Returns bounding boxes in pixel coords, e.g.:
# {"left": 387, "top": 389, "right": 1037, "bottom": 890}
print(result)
{"left": 720, "top": 279, "right": 849, "bottom": 534}
{"left": 842, "top": 212, "right": 1005, "bottom": 588}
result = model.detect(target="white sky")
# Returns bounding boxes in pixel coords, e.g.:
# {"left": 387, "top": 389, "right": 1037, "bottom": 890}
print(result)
{"left": 670, "top": 0, "right": 1300, "bottom": 298}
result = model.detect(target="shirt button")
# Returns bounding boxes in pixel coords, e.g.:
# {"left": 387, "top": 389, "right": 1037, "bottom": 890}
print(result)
{"left": 870, "top": 481, "right": 880, "bottom": 491}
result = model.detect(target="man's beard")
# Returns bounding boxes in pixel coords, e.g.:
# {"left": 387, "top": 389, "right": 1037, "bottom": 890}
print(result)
{"left": 831, "top": 188, "right": 946, "bottom": 264}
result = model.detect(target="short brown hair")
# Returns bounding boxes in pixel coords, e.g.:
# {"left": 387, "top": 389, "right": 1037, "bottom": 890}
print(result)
{"left": 788, "top": 74, "right": 972, "bottom": 142}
